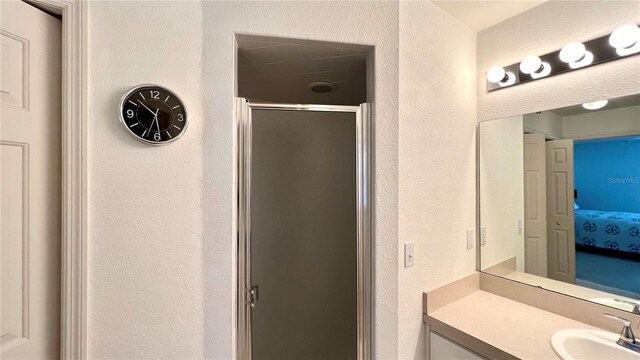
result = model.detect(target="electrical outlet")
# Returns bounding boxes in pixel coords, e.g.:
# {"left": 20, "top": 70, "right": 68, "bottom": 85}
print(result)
{"left": 466, "top": 230, "right": 474, "bottom": 250}
{"left": 404, "top": 242, "right": 415, "bottom": 268}
{"left": 481, "top": 226, "right": 487, "bottom": 245}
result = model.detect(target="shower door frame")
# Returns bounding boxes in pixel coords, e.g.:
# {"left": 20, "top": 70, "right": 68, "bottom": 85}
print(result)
{"left": 235, "top": 98, "right": 372, "bottom": 360}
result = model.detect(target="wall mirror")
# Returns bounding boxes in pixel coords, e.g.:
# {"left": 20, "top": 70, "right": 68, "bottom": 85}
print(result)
{"left": 479, "top": 92, "right": 640, "bottom": 314}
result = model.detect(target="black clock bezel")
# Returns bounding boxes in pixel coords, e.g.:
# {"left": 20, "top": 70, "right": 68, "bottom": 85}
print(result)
{"left": 118, "top": 84, "right": 189, "bottom": 146}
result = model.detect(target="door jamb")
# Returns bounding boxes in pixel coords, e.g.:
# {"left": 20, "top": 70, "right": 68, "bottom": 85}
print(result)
{"left": 25, "top": 1, "right": 88, "bottom": 358}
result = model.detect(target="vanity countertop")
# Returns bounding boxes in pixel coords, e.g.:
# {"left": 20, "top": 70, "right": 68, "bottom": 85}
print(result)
{"left": 427, "top": 290, "right": 598, "bottom": 359}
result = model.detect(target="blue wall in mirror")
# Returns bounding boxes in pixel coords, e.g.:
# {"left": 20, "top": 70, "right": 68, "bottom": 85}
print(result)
{"left": 574, "top": 136, "right": 640, "bottom": 213}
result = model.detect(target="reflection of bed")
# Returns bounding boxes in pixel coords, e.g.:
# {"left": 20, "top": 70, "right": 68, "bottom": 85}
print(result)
{"left": 575, "top": 209, "right": 640, "bottom": 257}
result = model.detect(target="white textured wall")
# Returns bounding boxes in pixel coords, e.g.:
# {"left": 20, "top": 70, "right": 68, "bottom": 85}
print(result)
{"left": 563, "top": 105, "right": 640, "bottom": 139}
{"left": 88, "top": 1, "right": 399, "bottom": 359}
{"left": 88, "top": 2, "right": 206, "bottom": 359}
{"left": 398, "top": 2, "right": 477, "bottom": 359}
{"left": 84, "top": 1, "right": 640, "bottom": 359}
{"left": 478, "top": 1, "right": 640, "bottom": 121}
{"left": 479, "top": 116, "right": 525, "bottom": 271}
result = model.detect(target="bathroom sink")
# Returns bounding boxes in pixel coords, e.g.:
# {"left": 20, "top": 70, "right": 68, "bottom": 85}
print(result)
{"left": 551, "top": 329, "right": 640, "bottom": 360}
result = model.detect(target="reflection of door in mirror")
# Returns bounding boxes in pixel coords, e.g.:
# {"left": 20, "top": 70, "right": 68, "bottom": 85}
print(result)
{"left": 523, "top": 134, "right": 548, "bottom": 277}
{"left": 546, "top": 139, "right": 576, "bottom": 284}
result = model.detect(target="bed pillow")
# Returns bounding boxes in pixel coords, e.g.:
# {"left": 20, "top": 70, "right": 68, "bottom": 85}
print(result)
{"left": 574, "top": 202, "right": 580, "bottom": 210}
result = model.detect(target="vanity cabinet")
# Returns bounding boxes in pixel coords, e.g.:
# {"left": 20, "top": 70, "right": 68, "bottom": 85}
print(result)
{"left": 430, "top": 332, "right": 486, "bottom": 360}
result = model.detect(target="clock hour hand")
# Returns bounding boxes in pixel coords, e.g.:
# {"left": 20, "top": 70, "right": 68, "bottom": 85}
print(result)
{"left": 154, "top": 109, "right": 160, "bottom": 133}
{"left": 138, "top": 99, "right": 156, "bottom": 115}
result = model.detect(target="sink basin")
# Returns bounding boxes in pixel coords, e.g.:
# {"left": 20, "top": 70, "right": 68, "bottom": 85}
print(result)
{"left": 551, "top": 329, "right": 640, "bottom": 360}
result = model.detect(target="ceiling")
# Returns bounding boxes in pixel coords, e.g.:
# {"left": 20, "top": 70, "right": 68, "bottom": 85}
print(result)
{"left": 432, "top": 1, "right": 547, "bottom": 31}
{"left": 237, "top": 35, "right": 369, "bottom": 105}
{"left": 550, "top": 93, "right": 640, "bottom": 117}
{"left": 237, "top": 36, "right": 368, "bottom": 79}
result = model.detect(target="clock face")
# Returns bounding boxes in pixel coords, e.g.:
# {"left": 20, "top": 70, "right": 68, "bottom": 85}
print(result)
{"left": 119, "top": 85, "right": 188, "bottom": 145}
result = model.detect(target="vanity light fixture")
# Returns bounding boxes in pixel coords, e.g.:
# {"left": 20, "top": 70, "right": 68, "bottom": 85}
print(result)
{"left": 609, "top": 24, "right": 640, "bottom": 56}
{"left": 559, "top": 42, "right": 593, "bottom": 69}
{"left": 582, "top": 99, "right": 608, "bottom": 110}
{"left": 486, "top": 66, "right": 516, "bottom": 87}
{"left": 486, "top": 23, "right": 640, "bottom": 91}
{"left": 520, "top": 55, "right": 551, "bottom": 79}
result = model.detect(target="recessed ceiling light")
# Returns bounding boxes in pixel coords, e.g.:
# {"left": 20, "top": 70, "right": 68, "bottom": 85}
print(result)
{"left": 582, "top": 99, "right": 608, "bottom": 110}
{"left": 308, "top": 82, "right": 336, "bottom": 93}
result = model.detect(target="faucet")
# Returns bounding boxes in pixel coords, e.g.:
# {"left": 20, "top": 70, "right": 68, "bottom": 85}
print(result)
{"left": 614, "top": 299, "right": 640, "bottom": 315}
{"left": 604, "top": 313, "right": 640, "bottom": 353}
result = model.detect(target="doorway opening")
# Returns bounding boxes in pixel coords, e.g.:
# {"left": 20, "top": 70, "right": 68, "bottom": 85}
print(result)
{"left": 235, "top": 35, "right": 373, "bottom": 360}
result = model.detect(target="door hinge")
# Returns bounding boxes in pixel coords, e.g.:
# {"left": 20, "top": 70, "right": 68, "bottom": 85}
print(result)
{"left": 248, "top": 285, "right": 259, "bottom": 308}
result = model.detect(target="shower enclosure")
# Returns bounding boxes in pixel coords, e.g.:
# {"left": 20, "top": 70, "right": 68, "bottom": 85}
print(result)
{"left": 236, "top": 99, "right": 371, "bottom": 360}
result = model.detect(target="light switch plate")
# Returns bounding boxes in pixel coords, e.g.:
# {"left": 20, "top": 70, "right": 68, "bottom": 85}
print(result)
{"left": 517, "top": 219, "right": 523, "bottom": 235}
{"left": 466, "top": 229, "right": 474, "bottom": 250}
{"left": 481, "top": 226, "right": 487, "bottom": 245}
{"left": 404, "top": 242, "right": 415, "bottom": 268}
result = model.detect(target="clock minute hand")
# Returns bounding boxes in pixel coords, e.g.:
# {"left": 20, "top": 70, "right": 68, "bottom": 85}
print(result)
{"left": 147, "top": 109, "right": 159, "bottom": 137}
{"left": 138, "top": 99, "right": 156, "bottom": 115}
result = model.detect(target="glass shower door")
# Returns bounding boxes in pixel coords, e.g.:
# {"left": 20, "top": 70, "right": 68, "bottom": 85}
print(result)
{"left": 237, "top": 100, "right": 371, "bottom": 360}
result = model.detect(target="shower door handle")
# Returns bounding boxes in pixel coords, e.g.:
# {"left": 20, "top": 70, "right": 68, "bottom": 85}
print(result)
{"left": 248, "top": 285, "right": 259, "bottom": 308}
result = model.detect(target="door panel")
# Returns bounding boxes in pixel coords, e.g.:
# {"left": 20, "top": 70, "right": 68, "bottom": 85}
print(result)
{"left": 523, "top": 134, "right": 547, "bottom": 277}
{"left": 555, "top": 230, "right": 569, "bottom": 274}
{"left": 250, "top": 109, "right": 357, "bottom": 360}
{"left": 1, "top": 143, "right": 27, "bottom": 347}
{"left": 1, "top": 1, "right": 61, "bottom": 357}
{"left": 546, "top": 139, "right": 575, "bottom": 284}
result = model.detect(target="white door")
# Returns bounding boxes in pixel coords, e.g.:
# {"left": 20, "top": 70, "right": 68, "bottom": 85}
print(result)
{"left": 546, "top": 139, "right": 576, "bottom": 284}
{"left": 523, "top": 133, "right": 547, "bottom": 277}
{"left": 1, "top": 1, "right": 62, "bottom": 358}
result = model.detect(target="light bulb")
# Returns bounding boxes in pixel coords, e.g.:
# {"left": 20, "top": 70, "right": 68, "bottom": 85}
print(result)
{"left": 487, "top": 66, "right": 515, "bottom": 87}
{"left": 609, "top": 24, "right": 640, "bottom": 56}
{"left": 560, "top": 42, "right": 586, "bottom": 63}
{"left": 531, "top": 63, "right": 551, "bottom": 79}
{"left": 582, "top": 100, "right": 608, "bottom": 110}
{"left": 569, "top": 51, "right": 593, "bottom": 69}
{"left": 559, "top": 42, "right": 593, "bottom": 69}
{"left": 499, "top": 72, "right": 516, "bottom": 87}
{"left": 520, "top": 56, "right": 551, "bottom": 79}
{"left": 520, "top": 56, "right": 543, "bottom": 74}
{"left": 487, "top": 66, "right": 507, "bottom": 83}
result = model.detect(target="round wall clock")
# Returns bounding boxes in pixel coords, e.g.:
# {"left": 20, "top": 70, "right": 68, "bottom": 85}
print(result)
{"left": 119, "top": 84, "right": 188, "bottom": 145}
